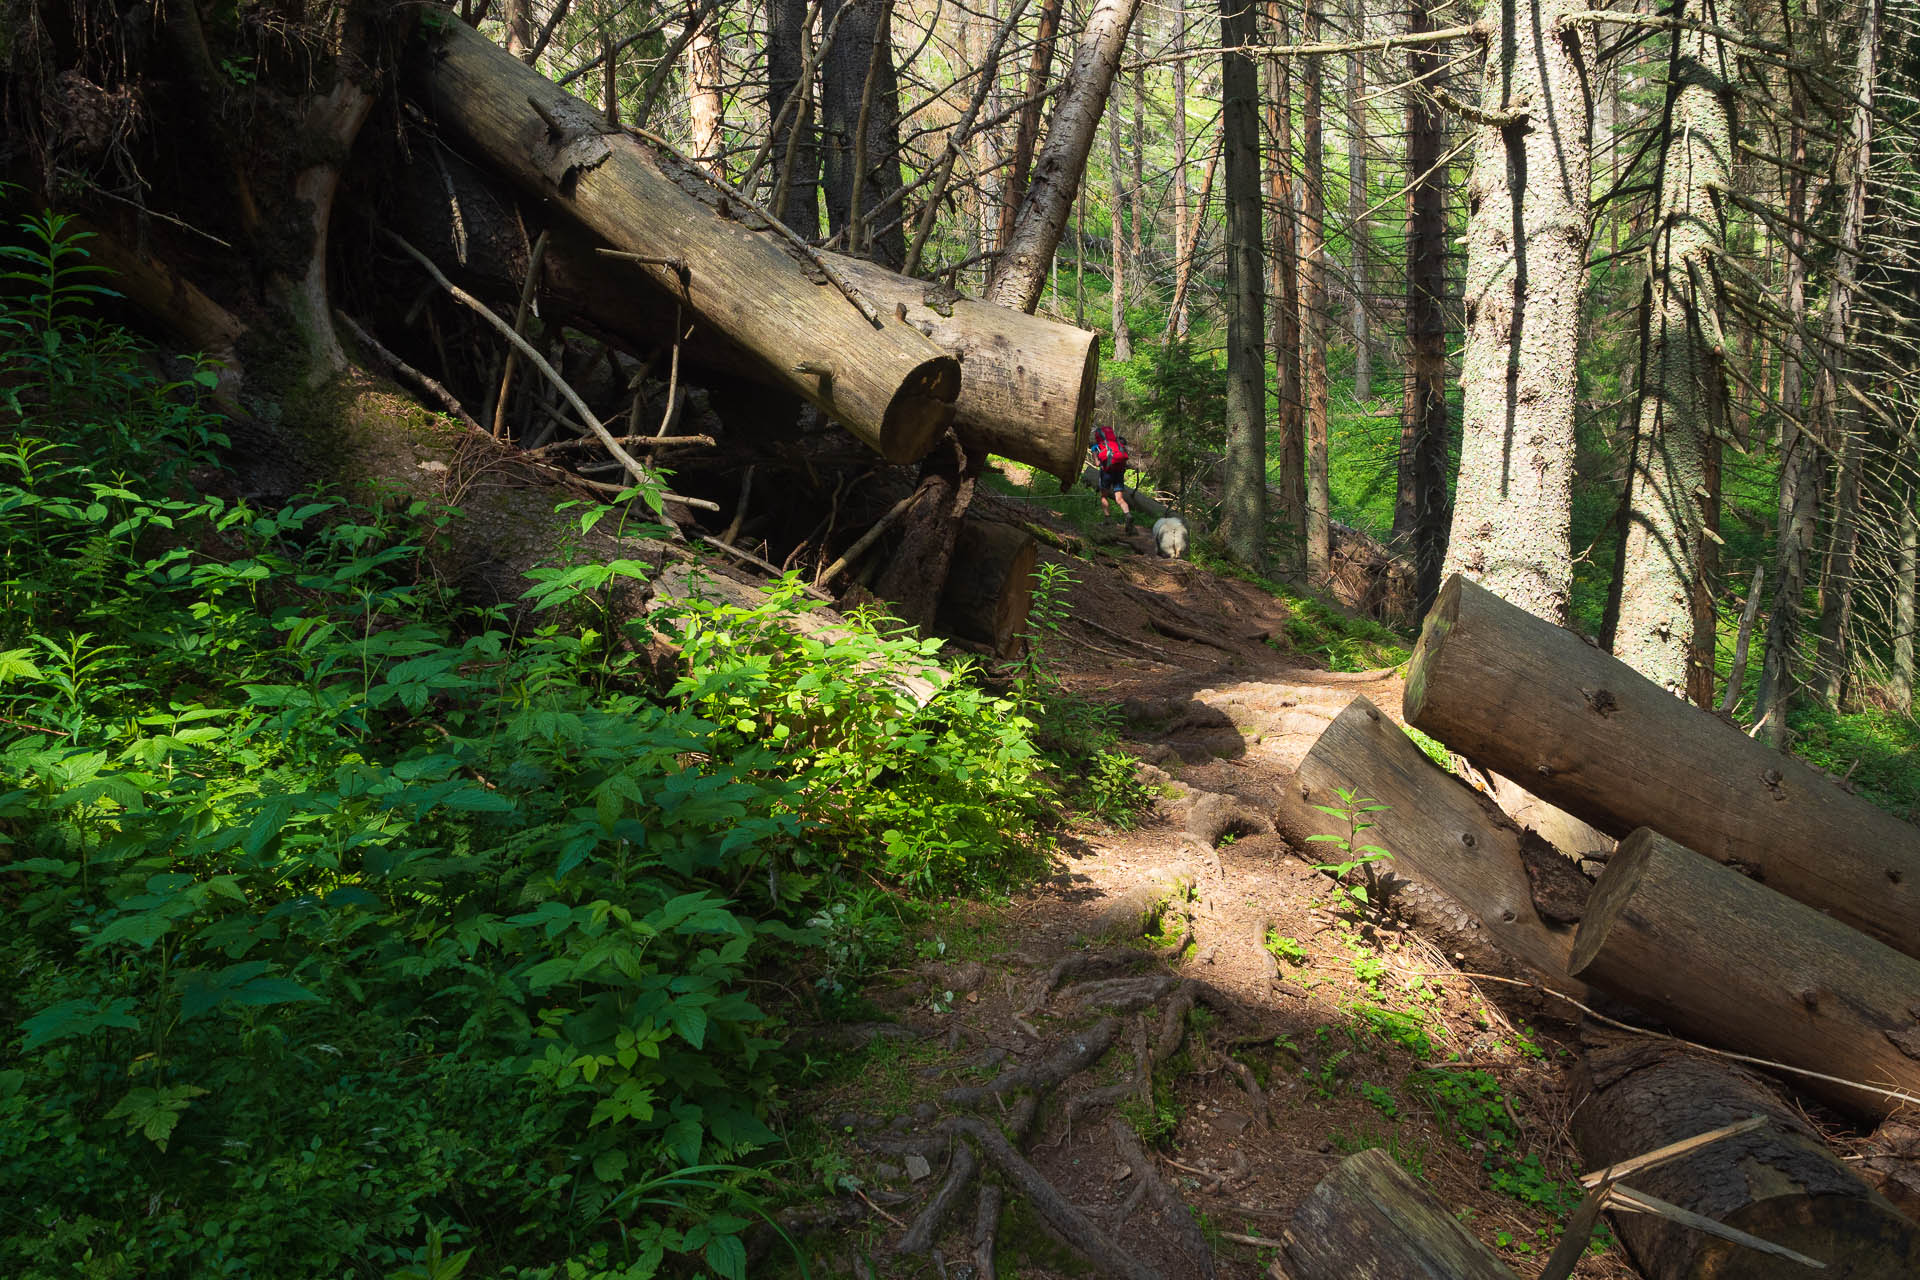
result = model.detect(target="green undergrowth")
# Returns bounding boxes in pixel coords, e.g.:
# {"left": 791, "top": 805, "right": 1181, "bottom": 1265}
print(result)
{"left": 0, "top": 212, "right": 1073, "bottom": 1278}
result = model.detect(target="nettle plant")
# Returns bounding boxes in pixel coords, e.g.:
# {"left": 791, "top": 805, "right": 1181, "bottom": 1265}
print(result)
{"left": 1306, "top": 787, "right": 1399, "bottom": 918}
{"left": 0, "top": 211, "right": 1059, "bottom": 1279}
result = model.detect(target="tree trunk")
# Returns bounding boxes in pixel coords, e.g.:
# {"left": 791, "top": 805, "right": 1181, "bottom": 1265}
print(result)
{"left": 1345, "top": 0, "right": 1371, "bottom": 403}
{"left": 985, "top": 0, "right": 1145, "bottom": 313}
{"left": 1218, "top": 0, "right": 1265, "bottom": 568}
{"left": 1108, "top": 91, "right": 1133, "bottom": 362}
{"left": 1002, "top": 0, "right": 1064, "bottom": 249}
{"left": 1405, "top": 573, "right": 1920, "bottom": 957}
{"left": 1394, "top": 0, "right": 1452, "bottom": 615}
{"left": 1895, "top": 483, "right": 1917, "bottom": 714}
{"left": 1301, "top": 0, "right": 1332, "bottom": 582}
{"left": 1164, "top": 135, "right": 1220, "bottom": 346}
{"left": 505, "top": 0, "right": 533, "bottom": 59}
{"left": 409, "top": 16, "right": 958, "bottom": 462}
{"left": 1812, "top": 0, "right": 1881, "bottom": 708}
{"left": 685, "top": 0, "right": 726, "bottom": 177}
{"left": 1170, "top": 0, "right": 1192, "bottom": 340}
{"left": 1750, "top": 107, "right": 1814, "bottom": 745}
{"left": 1615, "top": 20, "right": 1731, "bottom": 697}
{"left": 1276, "top": 697, "right": 1586, "bottom": 991}
{"left": 1281, "top": 1149, "right": 1518, "bottom": 1280}
{"left": 821, "top": 0, "right": 907, "bottom": 267}
{"left": 1441, "top": 0, "right": 1592, "bottom": 625}
{"left": 1129, "top": 26, "right": 1145, "bottom": 289}
{"left": 766, "top": 0, "right": 821, "bottom": 237}
{"left": 1574, "top": 828, "right": 1920, "bottom": 1120}
{"left": 1266, "top": 0, "right": 1306, "bottom": 572}
{"left": 934, "top": 520, "right": 1039, "bottom": 656}
{"left": 1574, "top": 1031, "right": 1920, "bottom": 1280}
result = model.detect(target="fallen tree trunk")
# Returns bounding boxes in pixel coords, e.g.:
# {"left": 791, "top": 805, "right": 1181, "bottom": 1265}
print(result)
{"left": 1405, "top": 573, "right": 1920, "bottom": 958}
{"left": 827, "top": 255, "right": 1098, "bottom": 482}
{"left": 1574, "top": 1031, "right": 1920, "bottom": 1280}
{"left": 935, "top": 520, "right": 1038, "bottom": 657}
{"left": 1281, "top": 1147, "right": 1517, "bottom": 1279}
{"left": 1276, "top": 697, "right": 1587, "bottom": 992}
{"left": 1572, "top": 829, "right": 1920, "bottom": 1120}
{"left": 407, "top": 15, "right": 959, "bottom": 463}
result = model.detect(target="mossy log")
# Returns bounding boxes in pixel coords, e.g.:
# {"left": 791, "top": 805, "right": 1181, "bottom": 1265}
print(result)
{"left": 1404, "top": 573, "right": 1920, "bottom": 958}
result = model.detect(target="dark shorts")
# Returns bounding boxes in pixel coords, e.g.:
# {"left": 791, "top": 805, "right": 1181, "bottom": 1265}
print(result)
{"left": 1096, "top": 464, "right": 1128, "bottom": 496}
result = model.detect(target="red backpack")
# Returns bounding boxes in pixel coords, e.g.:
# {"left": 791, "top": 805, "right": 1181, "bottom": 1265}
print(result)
{"left": 1093, "top": 424, "right": 1129, "bottom": 469}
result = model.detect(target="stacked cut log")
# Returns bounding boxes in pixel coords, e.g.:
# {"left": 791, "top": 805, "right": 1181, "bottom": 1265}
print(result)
{"left": 1274, "top": 572, "right": 1920, "bottom": 1278}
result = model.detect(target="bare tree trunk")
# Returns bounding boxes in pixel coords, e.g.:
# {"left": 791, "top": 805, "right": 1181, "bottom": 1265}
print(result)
{"left": 1441, "top": 0, "right": 1592, "bottom": 625}
{"left": 685, "top": 0, "right": 726, "bottom": 176}
{"left": 1129, "top": 25, "right": 1146, "bottom": 291}
{"left": 1394, "top": 0, "right": 1452, "bottom": 614}
{"left": 1812, "top": 0, "right": 1881, "bottom": 707}
{"left": 1003, "top": 0, "right": 1064, "bottom": 248}
{"left": 1220, "top": 0, "right": 1266, "bottom": 567}
{"left": 822, "top": 0, "right": 907, "bottom": 267}
{"left": 1614, "top": 16, "right": 1731, "bottom": 696}
{"left": 1172, "top": 0, "right": 1193, "bottom": 339}
{"left": 1108, "top": 96, "right": 1133, "bottom": 361}
{"left": 1346, "top": 0, "right": 1371, "bottom": 402}
{"left": 985, "top": 0, "right": 1146, "bottom": 313}
{"left": 505, "top": 0, "right": 533, "bottom": 59}
{"left": 1750, "top": 105, "right": 1814, "bottom": 743}
{"left": 1895, "top": 483, "right": 1917, "bottom": 714}
{"left": 1301, "top": 0, "right": 1332, "bottom": 581}
{"left": 767, "top": 0, "right": 820, "bottom": 238}
{"left": 1163, "top": 136, "right": 1221, "bottom": 342}
{"left": 1266, "top": 0, "right": 1306, "bottom": 570}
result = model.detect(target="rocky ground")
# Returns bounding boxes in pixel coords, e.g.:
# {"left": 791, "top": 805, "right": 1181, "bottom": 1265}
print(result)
{"left": 772, "top": 523, "right": 1640, "bottom": 1279}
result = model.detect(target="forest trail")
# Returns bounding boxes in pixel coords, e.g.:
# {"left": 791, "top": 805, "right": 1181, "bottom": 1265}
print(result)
{"left": 788, "top": 515, "right": 1633, "bottom": 1278}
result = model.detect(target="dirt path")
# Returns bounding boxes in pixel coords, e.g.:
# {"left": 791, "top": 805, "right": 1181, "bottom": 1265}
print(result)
{"left": 781, "top": 537, "right": 1636, "bottom": 1279}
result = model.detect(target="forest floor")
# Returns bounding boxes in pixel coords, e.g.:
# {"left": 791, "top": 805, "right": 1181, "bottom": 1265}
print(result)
{"left": 779, "top": 502, "right": 1641, "bottom": 1278}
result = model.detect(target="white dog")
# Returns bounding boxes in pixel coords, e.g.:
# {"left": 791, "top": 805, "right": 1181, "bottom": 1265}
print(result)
{"left": 1151, "top": 516, "right": 1189, "bottom": 559}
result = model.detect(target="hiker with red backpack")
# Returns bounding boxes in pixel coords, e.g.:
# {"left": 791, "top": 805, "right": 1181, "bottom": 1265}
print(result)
{"left": 1088, "top": 423, "right": 1135, "bottom": 532}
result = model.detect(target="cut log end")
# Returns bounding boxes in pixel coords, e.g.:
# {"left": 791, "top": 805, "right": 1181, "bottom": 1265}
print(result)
{"left": 877, "top": 355, "right": 962, "bottom": 463}
{"left": 1067, "top": 337, "right": 1100, "bottom": 479}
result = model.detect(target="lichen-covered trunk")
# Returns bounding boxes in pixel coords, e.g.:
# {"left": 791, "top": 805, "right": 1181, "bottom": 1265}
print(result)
{"left": 766, "top": 0, "right": 821, "bottom": 238}
{"left": 1442, "top": 0, "right": 1591, "bottom": 625}
{"left": 1218, "top": 0, "right": 1266, "bottom": 568}
{"left": 1301, "top": 0, "right": 1332, "bottom": 581}
{"left": 821, "top": 0, "right": 907, "bottom": 267}
{"left": 984, "top": 0, "right": 1144, "bottom": 313}
{"left": 1266, "top": 0, "right": 1306, "bottom": 571}
{"left": 1394, "top": 0, "right": 1453, "bottom": 615}
{"left": 1615, "top": 23, "right": 1731, "bottom": 696}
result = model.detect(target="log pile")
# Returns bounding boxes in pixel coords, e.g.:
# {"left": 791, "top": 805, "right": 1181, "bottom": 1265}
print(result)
{"left": 1274, "top": 571, "right": 1920, "bottom": 1278}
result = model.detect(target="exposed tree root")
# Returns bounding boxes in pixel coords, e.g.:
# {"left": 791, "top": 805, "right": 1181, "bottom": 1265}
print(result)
{"left": 972, "top": 1183, "right": 1003, "bottom": 1280}
{"left": 895, "top": 1144, "right": 979, "bottom": 1255}
{"left": 1024, "top": 947, "right": 1142, "bottom": 1012}
{"left": 1062, "top": 973, "right": 1180, "bottom": 1012}
{"left": 941, "top": 1016, "right": 1121, "bottom": 1109}
{"left": 1062, "top": 1016, "right": 1152, "bottom": 1137}
{"left": 1108, "top": 1119, "right": 1218, "bottom": 1279}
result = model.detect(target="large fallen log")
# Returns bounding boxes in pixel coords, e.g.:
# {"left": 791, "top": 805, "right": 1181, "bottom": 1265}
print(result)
{"left": 407, "top": 15, "right": 958, "bottom": 463}
{"left": 1404, "top": 573, "right": 1920, "bottom": 958}
{"left": 1275, "top": 697, "right": 1587, "bottom": 992}
{"left": 1572, "top": 829, "right": 1920, "bottom": 1121}
{"left": 1280, "top": 1147, "right": 1517, "bottom": 1279}
{"left": 1574, "top": 1031, "right": 1920, "bottom": 1280}
{"left": 934, "top": 520, "right": 1038, "bottom": 657}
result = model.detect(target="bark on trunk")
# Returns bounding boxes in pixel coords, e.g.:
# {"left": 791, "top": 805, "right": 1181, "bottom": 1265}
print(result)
{"left": 871, "top": 453, "right": 980, "bottom": 627}
{"left": 1441, "top": 0, "right": 1591, "bottom": 625}
{"left": 821, "top": 0, "right": 907, "bottom": 267}
{"left": 1002, "top": 0, "right": 1064, "bottom": 249}
{"left": 1266, "top": 1, "right": 1306, "bottom": 572}
{"left": 1301, "top": 0, "right": 1332, "bottom": 582}
{"left": 1170, "top": 0, "right": 1192, "bottom": 339}
{"left": 1811, "top": 0, "right": 1881, "bottom": 708}
{"left": 1572, "top": 828, "right": 1920, "bottom": 1120}
{"left": 935, "top": 520, "right": 1038, "bottom": 656}
{"left": 766, "top": 0, "right": 821, "bottom": 238}
{"left": 1164, "top": 135, "right": 1221, "bottom": 346}
{"left": 984, "top": 0, "right": 1145, "bottom": 313}
{"left": 1107, "top": 92, "right": 1133, "bottom": 362}
{"left": 1405, "top": 573, "right": 1920, "bottom": 957}
{"left": 1281, "top": 1148, "right": 1518, "bottom": 1280}
{"left": 1574, "top": 1031, "right": 1920, "bottom": 1280}
{"left": 685, "top": 1, "right": 726, "bottom": 177}
{"left": 1218, "top": 0, "right": 1266, "bottom": 568}
{"left": 1394, "top": 0, "right": 1453, "bottom": 615}
{"left": 1345, "top": 0, "right": 1371, "bottom": 404}
{"left": 408, "top": 16, "right": 958, "bottom": 462}
{"left": 1615, "top": 21, "right": 1731, "bottom": 697}
{"left": 1276, "top": 697, "right": 1586, "bottom": 991}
